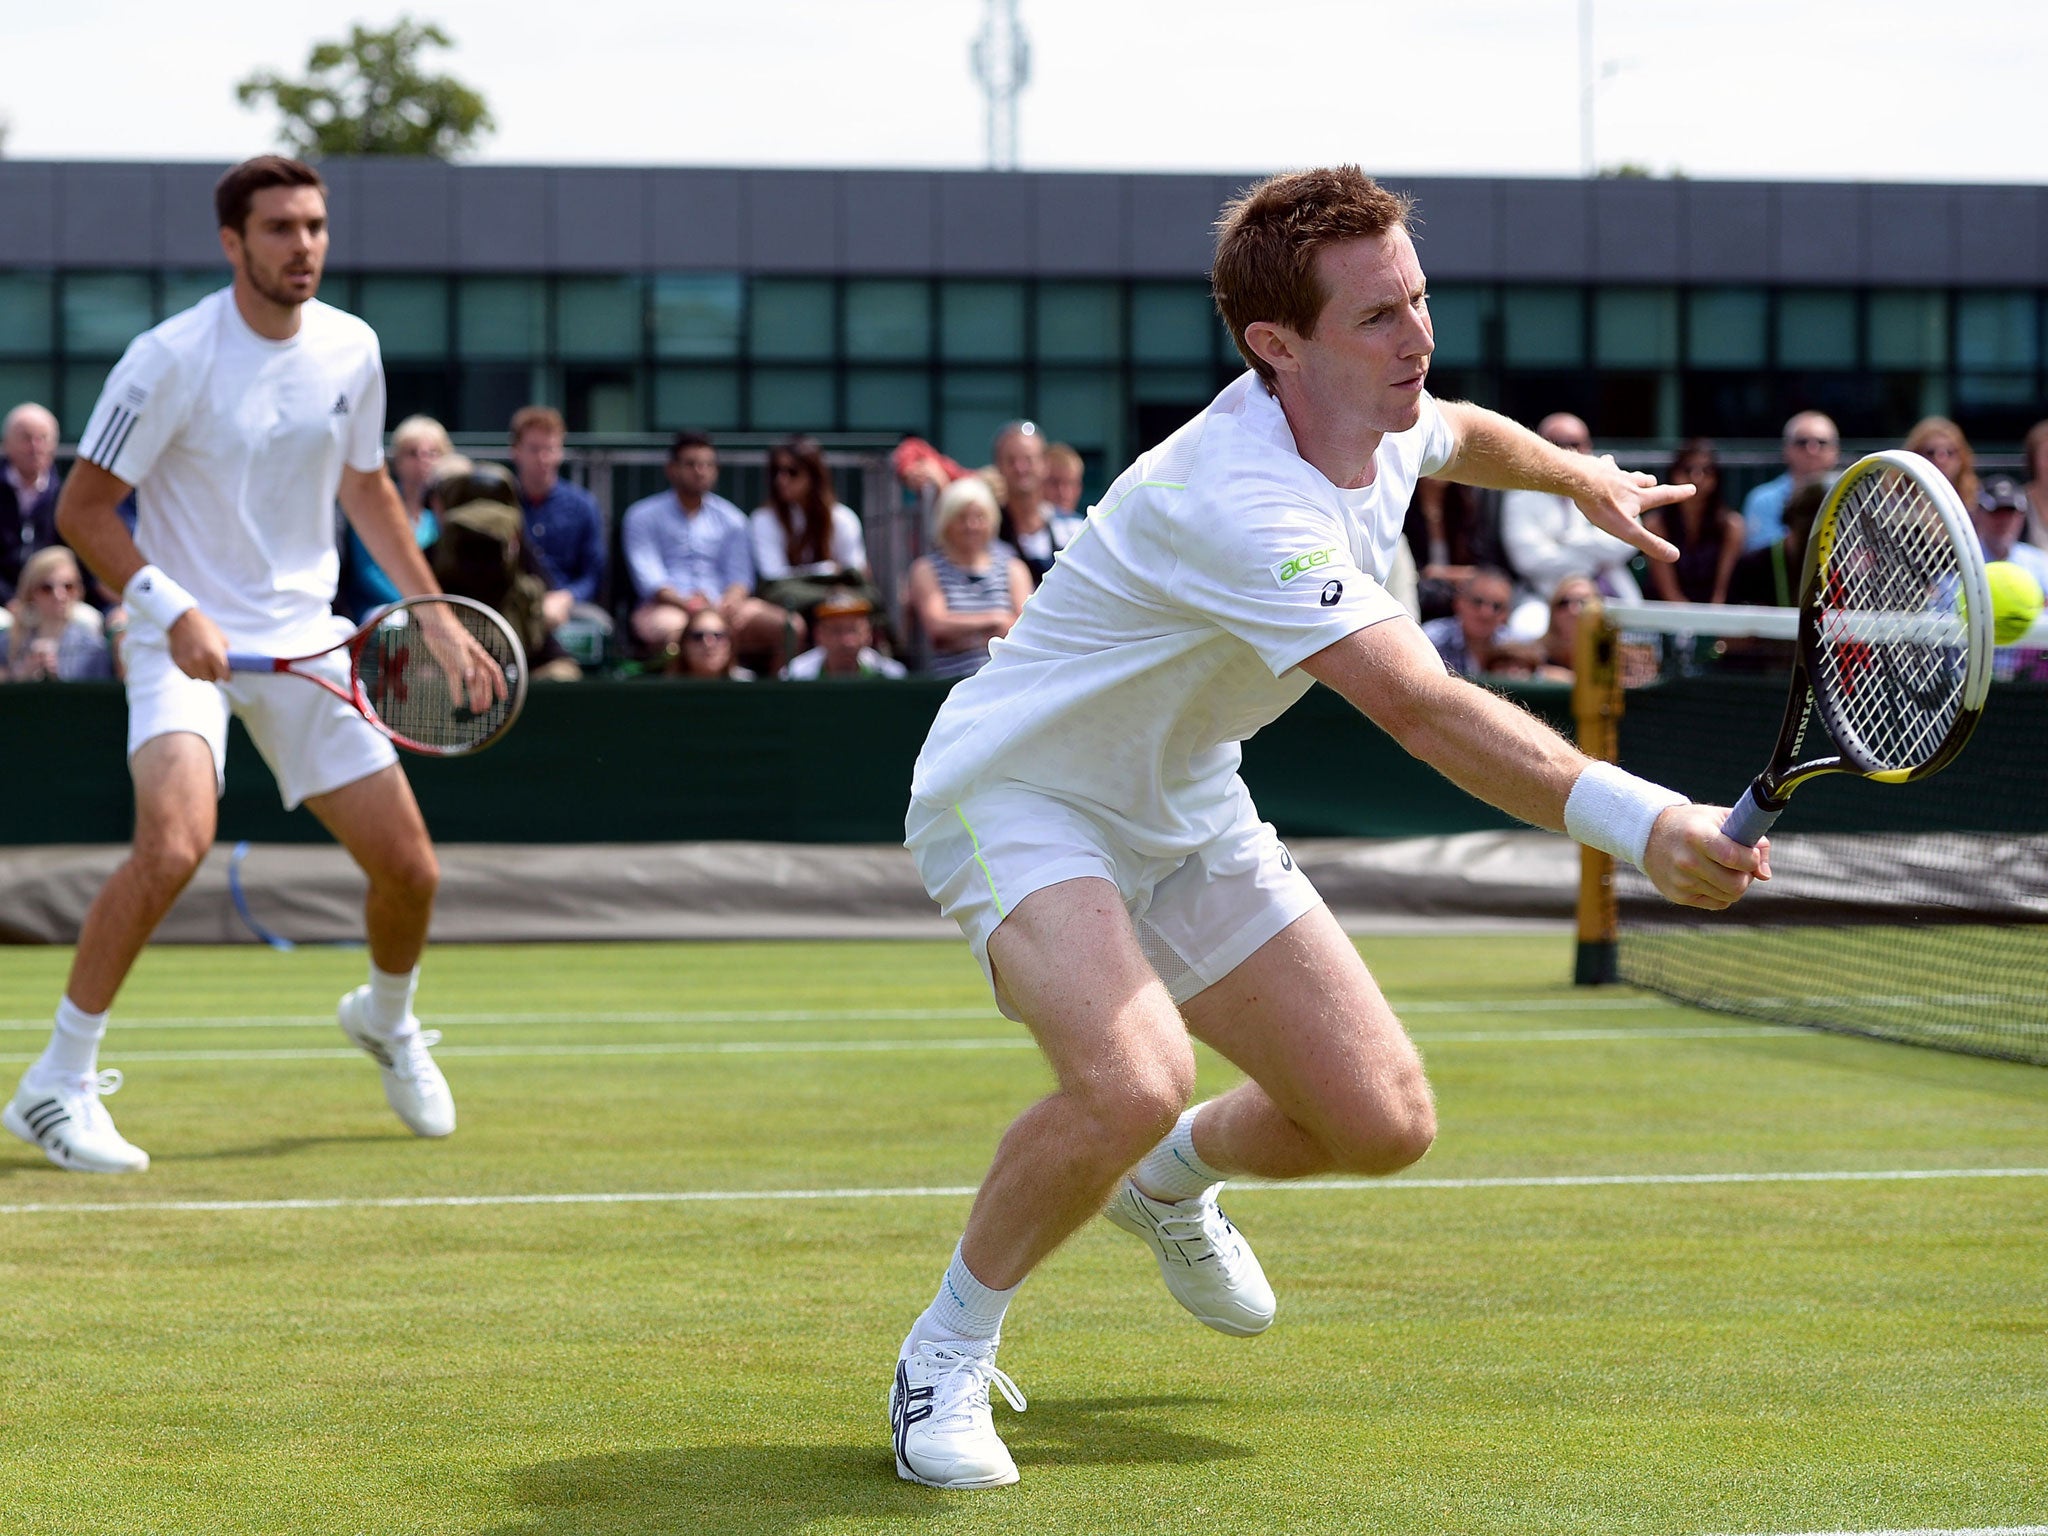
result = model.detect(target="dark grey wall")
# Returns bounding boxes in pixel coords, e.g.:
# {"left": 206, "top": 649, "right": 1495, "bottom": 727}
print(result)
{"left": 0, "top": 160, "right": 2041, "bottom": 285}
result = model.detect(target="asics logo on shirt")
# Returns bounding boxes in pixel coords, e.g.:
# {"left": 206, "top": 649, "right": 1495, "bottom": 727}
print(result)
{"left": 1270, "top": 547, "right": 1338, "bottom": 586}
{"left": 1320, "top": 580, "right": 1343, "bottom": 606}
{"left": 331, "top": 392, "right": 351, "bottom": 415}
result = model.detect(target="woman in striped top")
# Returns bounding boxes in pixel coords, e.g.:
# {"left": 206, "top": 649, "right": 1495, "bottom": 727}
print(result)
{"left": 906, "top": 476, "right": 1032, "bottom": 680}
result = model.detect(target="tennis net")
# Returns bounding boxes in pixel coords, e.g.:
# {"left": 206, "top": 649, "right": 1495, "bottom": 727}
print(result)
{"left": 1578, "top": 600, "right": 2048, "bottom": 1067}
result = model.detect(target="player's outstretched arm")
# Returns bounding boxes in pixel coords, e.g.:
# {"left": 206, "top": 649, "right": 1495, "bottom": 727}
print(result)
{"left": 1301, "top": 617, "right": 1766, "bottom": 910}
{"left": 1431, "top": 400, "right": 1686, "bottom": 566}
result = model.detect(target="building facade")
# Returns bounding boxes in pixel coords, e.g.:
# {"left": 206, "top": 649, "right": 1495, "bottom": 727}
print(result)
{"left": 1, "top": 161, "right": 2043, "bottom": 485}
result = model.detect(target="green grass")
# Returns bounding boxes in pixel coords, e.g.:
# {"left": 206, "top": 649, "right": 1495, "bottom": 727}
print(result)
{"left": 0, "top": 936, "right": 2043, "bottom": 1535}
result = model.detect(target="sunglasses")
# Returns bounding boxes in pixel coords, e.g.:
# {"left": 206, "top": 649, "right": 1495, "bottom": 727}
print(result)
{"left": 771, "top": 464, "right": 806, "bottom": 480}
{"left": 1552, "top": 595, "right": 1590, "bottom": 611}
{"left": 685, "top": 630, "right": 731, "bottom": 644}
{"left": 1461, "top": 595, "right": 1509, "bottom": 612}
{"left": 36, "top": 579, "right": 80, "bottom": 595}
{"left": 1789, "top": 435, "right": 1837, "bottom": 449}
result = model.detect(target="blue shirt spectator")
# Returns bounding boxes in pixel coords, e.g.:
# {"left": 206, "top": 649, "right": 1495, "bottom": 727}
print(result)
{"left": 510, "top": 405, "right": 607, "bottom": 604}
{"left": 1742, "top": 411, "right": 1840, "bottom": 552}
{"left": 622, "top": 486, "right": 752, "bottom": 607}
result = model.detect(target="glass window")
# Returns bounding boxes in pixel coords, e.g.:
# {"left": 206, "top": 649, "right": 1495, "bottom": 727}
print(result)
{"left": 1686, "top": 287, "right": 1767, "bottom": 368}
{"left": 356, "top": 277, "right": 449, "bottom": 361}
{"left": 1132, "top": 368, "right": 1211, "bottom": 403}
{"left": 941, "top": 281, "right": 1027, "bottom": 363}
{"left": 1776, "top": 290, "right": 1857, "bottom": 369}
{"left": 652, "top": 274, "right": 743, "bottom": 360}
{"left": 1954, "top": 373, "right": 2036, "bottom": 409}
{"left": 1131, "top": 283, "right": 1213, "bottom": 365}
{"left": 1037, "top": 283, "right": 1124, "bottom": 362}
{"left": 160, "top": 269, "right": 226, "bottom": 322}
{"left": 940, "top": 370, "right": 1025, "bottom": 463}
{"left": 654, "top": 367, "right": 740, "bottom": 431}
{"left": 0, "top": 364, "right": 54, "bottom": 419}
{"left": 457, "top": 363, "right": 548, "bottom": 434}
{"left": 62, "top": 272, "right": 154, "bottom": 355}
{"left": 1954, "top": 291, "right": 2036, "bottom": 371}
{"left": 1594, "top": 289, "right": 1677, "bottom": 367}
{"left": 748, "top": 367, "right": 835, "bottom": 431}
{"left": 845, "top": 368, "right": 931, "bottom": 434}
{"left": 61, "top": 361, "right": 112, "bottom": 433}
{"left": 1425, "top": 285, "right": 1492, "bottom": 368}
{"left": 844, "top": 280, "right": 929, "bottom": 362}
{"left": 1501, "top": 287, "right": 1583, "bottom": 368}
{"left": 749, "top": 279, "right": 835, "bottom": 362}
{"left": 0, "top": 272, "right": 55, "bottom": 355}
{"left": 1867, "top": 290, "right": 1946, "bottom": 369}
{"left": 457, "top": 277, "right": 547, "bottom": 361}
{"left": 556, "top": 276, "right": 643, "bottom": 360}
{"left": 1035, "top": 370, "right": 1122, "bottom": 454}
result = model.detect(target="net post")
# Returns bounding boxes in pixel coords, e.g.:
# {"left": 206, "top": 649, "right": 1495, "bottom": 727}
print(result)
{"left": 1572, "top": 598, "right": 1623, "bottom": 986}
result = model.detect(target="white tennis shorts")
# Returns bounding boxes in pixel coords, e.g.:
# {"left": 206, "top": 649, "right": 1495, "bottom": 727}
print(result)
{"left": 906, "top": 778, "right": 1323, "bottom": 1022}
{"left": 125, "top": 619, "right": 398, "bottom": 811}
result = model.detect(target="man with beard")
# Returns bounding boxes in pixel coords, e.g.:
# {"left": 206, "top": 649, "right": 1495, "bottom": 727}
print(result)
{"left": 8, "top": 156, "right": 493, "bottom": 1173}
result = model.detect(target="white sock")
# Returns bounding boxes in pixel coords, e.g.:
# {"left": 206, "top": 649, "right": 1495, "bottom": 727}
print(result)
{"left": 364, "top": 964, "right": 419, "bottom": 1037}
{"left": 1132, "top": 1104, "right": 1230, "bottom": 1203}
{"left": 34, "top": 997, "right": 109, "bottom": 1081}
{"left": 914, "top": 1242, "right": 1018, "bottom": 1344}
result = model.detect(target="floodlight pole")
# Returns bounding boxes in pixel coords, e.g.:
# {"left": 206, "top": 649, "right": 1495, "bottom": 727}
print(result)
{"left": 971, "top": 0, "right": 1030, "bottom": 171}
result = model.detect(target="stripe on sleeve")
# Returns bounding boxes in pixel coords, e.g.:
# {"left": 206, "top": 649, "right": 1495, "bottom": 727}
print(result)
{"left": 86, "top": 406, "right": 135, "bottom": 466}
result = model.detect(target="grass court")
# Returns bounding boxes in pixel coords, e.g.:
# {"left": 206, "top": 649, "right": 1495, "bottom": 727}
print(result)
{"left": 0, "top": 934, "right": 2042, "bottom": 1535}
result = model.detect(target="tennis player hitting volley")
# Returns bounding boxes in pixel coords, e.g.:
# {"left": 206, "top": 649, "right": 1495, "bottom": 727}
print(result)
{"left": 891, "top": 166, "right": 1771, "bottom": 1488}
{"left": 5, "top": 156, "right": 501, "bottom": 1175}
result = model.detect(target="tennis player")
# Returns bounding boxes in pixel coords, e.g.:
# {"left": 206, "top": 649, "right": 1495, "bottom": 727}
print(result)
{"left": 5, "top": 156, "right": 494, "bottom": 1175}
{"left": 890, "top": 166, "right": 1771, "bottom": 1488}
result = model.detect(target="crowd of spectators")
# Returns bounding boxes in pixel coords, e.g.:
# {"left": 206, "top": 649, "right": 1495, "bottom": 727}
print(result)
{"left": 5, "top": 388, "right": 2047, "bottom": 691}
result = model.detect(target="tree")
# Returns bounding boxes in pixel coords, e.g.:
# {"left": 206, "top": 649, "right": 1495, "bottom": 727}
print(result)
{"left": 236, "top": 18, "right": 494, "bottom": 159}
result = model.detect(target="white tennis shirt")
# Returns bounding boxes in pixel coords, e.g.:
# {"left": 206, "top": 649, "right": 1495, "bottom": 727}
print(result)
{"left": 78, "top": 288, "right": 387, "bottom": 651}
{"left": 911, "top": 371, "right": 1455, "bottom": 856}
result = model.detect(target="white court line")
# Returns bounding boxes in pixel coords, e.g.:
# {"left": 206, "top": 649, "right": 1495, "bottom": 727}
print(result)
{"left": 0, "top": 1166, "right": 2039, "bottom": 1218}
{"left": 0, "top": 1025, "right": 1796, "bottom": 1067}
{"left": 0, "top": 996, "right": 1688, "bottom": 1033}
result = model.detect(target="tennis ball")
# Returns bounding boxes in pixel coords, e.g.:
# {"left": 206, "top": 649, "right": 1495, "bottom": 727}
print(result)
{"left": 1986, "top": 561, "right": 2044, "bottom": 645}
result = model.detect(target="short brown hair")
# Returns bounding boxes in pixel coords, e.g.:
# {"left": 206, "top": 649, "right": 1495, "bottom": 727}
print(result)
{"left": 1212, "top": 166, "right": 1414, "bottom": 382}
{"left": 215, "top": 155, "right": 325, "bottom": 235}
{"left": 510, "top": 405, "right": 566, "bottom": 445}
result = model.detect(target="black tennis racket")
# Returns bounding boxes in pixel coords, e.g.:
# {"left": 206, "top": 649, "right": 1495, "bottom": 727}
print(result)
{"left": 1722, "top": 450, "right": 1993, "bottom": 845}
{"left": 227, "top": 594, "right": 528, "bottom": 756}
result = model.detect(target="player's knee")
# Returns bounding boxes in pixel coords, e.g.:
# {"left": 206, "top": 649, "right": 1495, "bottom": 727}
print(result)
{"left": 1321, "top": 1075, "right": 1437, "bottom": 1176}
{"left": 132, "top": 827, "right": 210, "bottom": 895}
{"left": 1079, "top": 1056, "right": 1194, "bottom": 1158}
{"left": 393, "top": 847, "right": 440, "bottom": 904}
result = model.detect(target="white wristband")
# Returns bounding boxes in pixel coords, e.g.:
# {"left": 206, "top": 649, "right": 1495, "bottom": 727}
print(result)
{"left": 123, "top": 565, "right": 198, "bottom": 633}
{"left": 1565, "top": 760, "right": 1687, "bottom": 870}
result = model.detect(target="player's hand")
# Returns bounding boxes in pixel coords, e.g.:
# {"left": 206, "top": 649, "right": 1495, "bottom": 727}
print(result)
{"left": 419, "top": 606, "right": 507, "bottom": 714}
{"left": 1573, "top": 454, "right": 1688, "bottom": 564}
{"left": 167, "top": 608, "right": 231, "bottom": 682}
{"left": 1642, "top": 804, "right": 1770, "bottom": 910}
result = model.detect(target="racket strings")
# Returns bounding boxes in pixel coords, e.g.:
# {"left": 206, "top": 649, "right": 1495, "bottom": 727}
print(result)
{"left": 354, "top": 600, "right": 522, "bottom": 753}
{"left": 1812, "top": 468, "right": 1969, "bottom": 772}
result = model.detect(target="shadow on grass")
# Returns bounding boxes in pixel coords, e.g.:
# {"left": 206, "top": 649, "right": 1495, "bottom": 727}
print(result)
{"left": 483, "top": 1397, "right": 1250, "bottom": 1533}
{"left": 164, "top": 1132, "right": 408, "bottom": 1163}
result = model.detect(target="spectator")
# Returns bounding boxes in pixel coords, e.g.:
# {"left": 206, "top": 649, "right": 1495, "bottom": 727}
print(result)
{"left": 1420, "top": 566, "right": 1525, "bottom": 678}
{"left": 905, "top": 476, "right": 1030, "bottom": 680}
{"left": 2020, "top": 419, "right": 2048, "bottom": 549}
{"left": 1042, "top": 442, "right": 1085, "bottom": 515}
{"left": 990, "top": 419, "right": 1083, "bottom": 585}
{"left": 783, "top": 589, "right": 907, "bottom": 680}
{"left": 1904, "top": 416, "right": 1980, "bottom": 511}
{"left": 622, "top": 432, "right": 794, "bottom": 664}
{"left": 1974, "top": 476, "right": 2048, "bottom": 589}
{"left": 752, "top": 435, "right": 880, "bottom": 620}
{"left": 0, "top": 545, "right": 112, "bottom": 682}
{"left": 1642, "top": 440, "right": 1744, "bottom": 604}
{"left": 508, "top": 405, "right": 608, "bottom": 631}
{"left": 1742, "top": 411, "right": 1840, "bottom": 552}
{"left": 1405, "top": 476, "right": 1497, "bottom": 620}
{"left": 339, "top": 414, "right": 452, "bottom": 620}
{"left": 665, "top": 607, "right": 754, "bottom": 681}
{"left": 1532, "top": 573, "right": 1599, "bottom": 682}
{"left": 424, "top": 461, "right": 582, "bottom": 682}
{"left": 1, "top": 402, "right": 63, "bottom": 605}
{"left": 1498, "top": 413, "right": 1642, "bottom": 627}
{"left": 1727, "top": 480, "right": 1826, "bottom": 611}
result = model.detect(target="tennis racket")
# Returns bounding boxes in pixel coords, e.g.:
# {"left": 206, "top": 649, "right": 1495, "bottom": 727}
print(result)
{"left": 227, "top": 594, "right": 528, "bottom": 756}
{"left": 1722, "top": 449, "right": 1993, "bottom": 846}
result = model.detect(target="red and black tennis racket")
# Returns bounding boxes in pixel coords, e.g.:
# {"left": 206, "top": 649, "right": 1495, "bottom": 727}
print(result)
{"left": 227, "top": 594, "right": 528, "bottom": 756}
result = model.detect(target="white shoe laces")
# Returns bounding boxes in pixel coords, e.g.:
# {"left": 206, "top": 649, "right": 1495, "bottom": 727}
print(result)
{"left": 1145, "top": 1190, "right": 1241, "bottom": 1262}
{"left": 914, "top": 1343, "right": 1027, "bottom": 1431}
{"left": 389, "top": 1029, "right": 443, "bottom": 1076}
{"left": 66, "top": 1069, "right": 127, "bottom": 1136}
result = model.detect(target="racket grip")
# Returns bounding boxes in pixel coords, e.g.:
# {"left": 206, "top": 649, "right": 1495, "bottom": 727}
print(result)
{"left": 1721, "top": 784, "right": 1782, "bottom": 847}
{"left": 224, "top": 652, "right": 272, "bottom": 673}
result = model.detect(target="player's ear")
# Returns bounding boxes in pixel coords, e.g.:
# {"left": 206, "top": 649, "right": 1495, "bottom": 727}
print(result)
{"left": 1243, "top": 320, "right": 1302, "bottom": 378}
{"left": 219, "top": 223, "right": 244, "bottom": 270}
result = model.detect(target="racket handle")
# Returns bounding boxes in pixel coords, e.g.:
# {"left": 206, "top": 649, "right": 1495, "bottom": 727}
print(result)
{"left": 225, "top": 652, "right": 274, "bottom": 673}
{"left": 1721, "top": 784, "right": 1782, "bottom": 847}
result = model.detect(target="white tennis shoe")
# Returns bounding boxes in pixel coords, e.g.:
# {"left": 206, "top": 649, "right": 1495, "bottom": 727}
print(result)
{"left": 1103, "top": 1179, "right": 1276, "bottom": 1337}
{"left": 4, "top": 1067, "right": 151, "bottom": 1173}
{"left": 889, "top": 1333, "right": 1026, "bottom": 1489}
{"left": 338, "top": 987, "right": 456, "bottom": 1138}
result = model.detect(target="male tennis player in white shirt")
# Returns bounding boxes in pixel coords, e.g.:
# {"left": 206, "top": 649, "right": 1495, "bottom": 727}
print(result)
{"left": 6, "top": 156, "right": 495, "bottom": 1175}
{"left": 890, "top": 166, "right": 1771, "bottom": 1488}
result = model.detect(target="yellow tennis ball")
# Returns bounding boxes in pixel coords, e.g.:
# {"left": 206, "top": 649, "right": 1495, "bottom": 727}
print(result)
{"left": 1986, "top": 560, "right": 2045, "bottom": 645}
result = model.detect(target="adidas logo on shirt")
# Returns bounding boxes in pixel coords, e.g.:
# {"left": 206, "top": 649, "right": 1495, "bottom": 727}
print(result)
{"left": 331, "top": 392, "right": 351, "bottom": 415}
